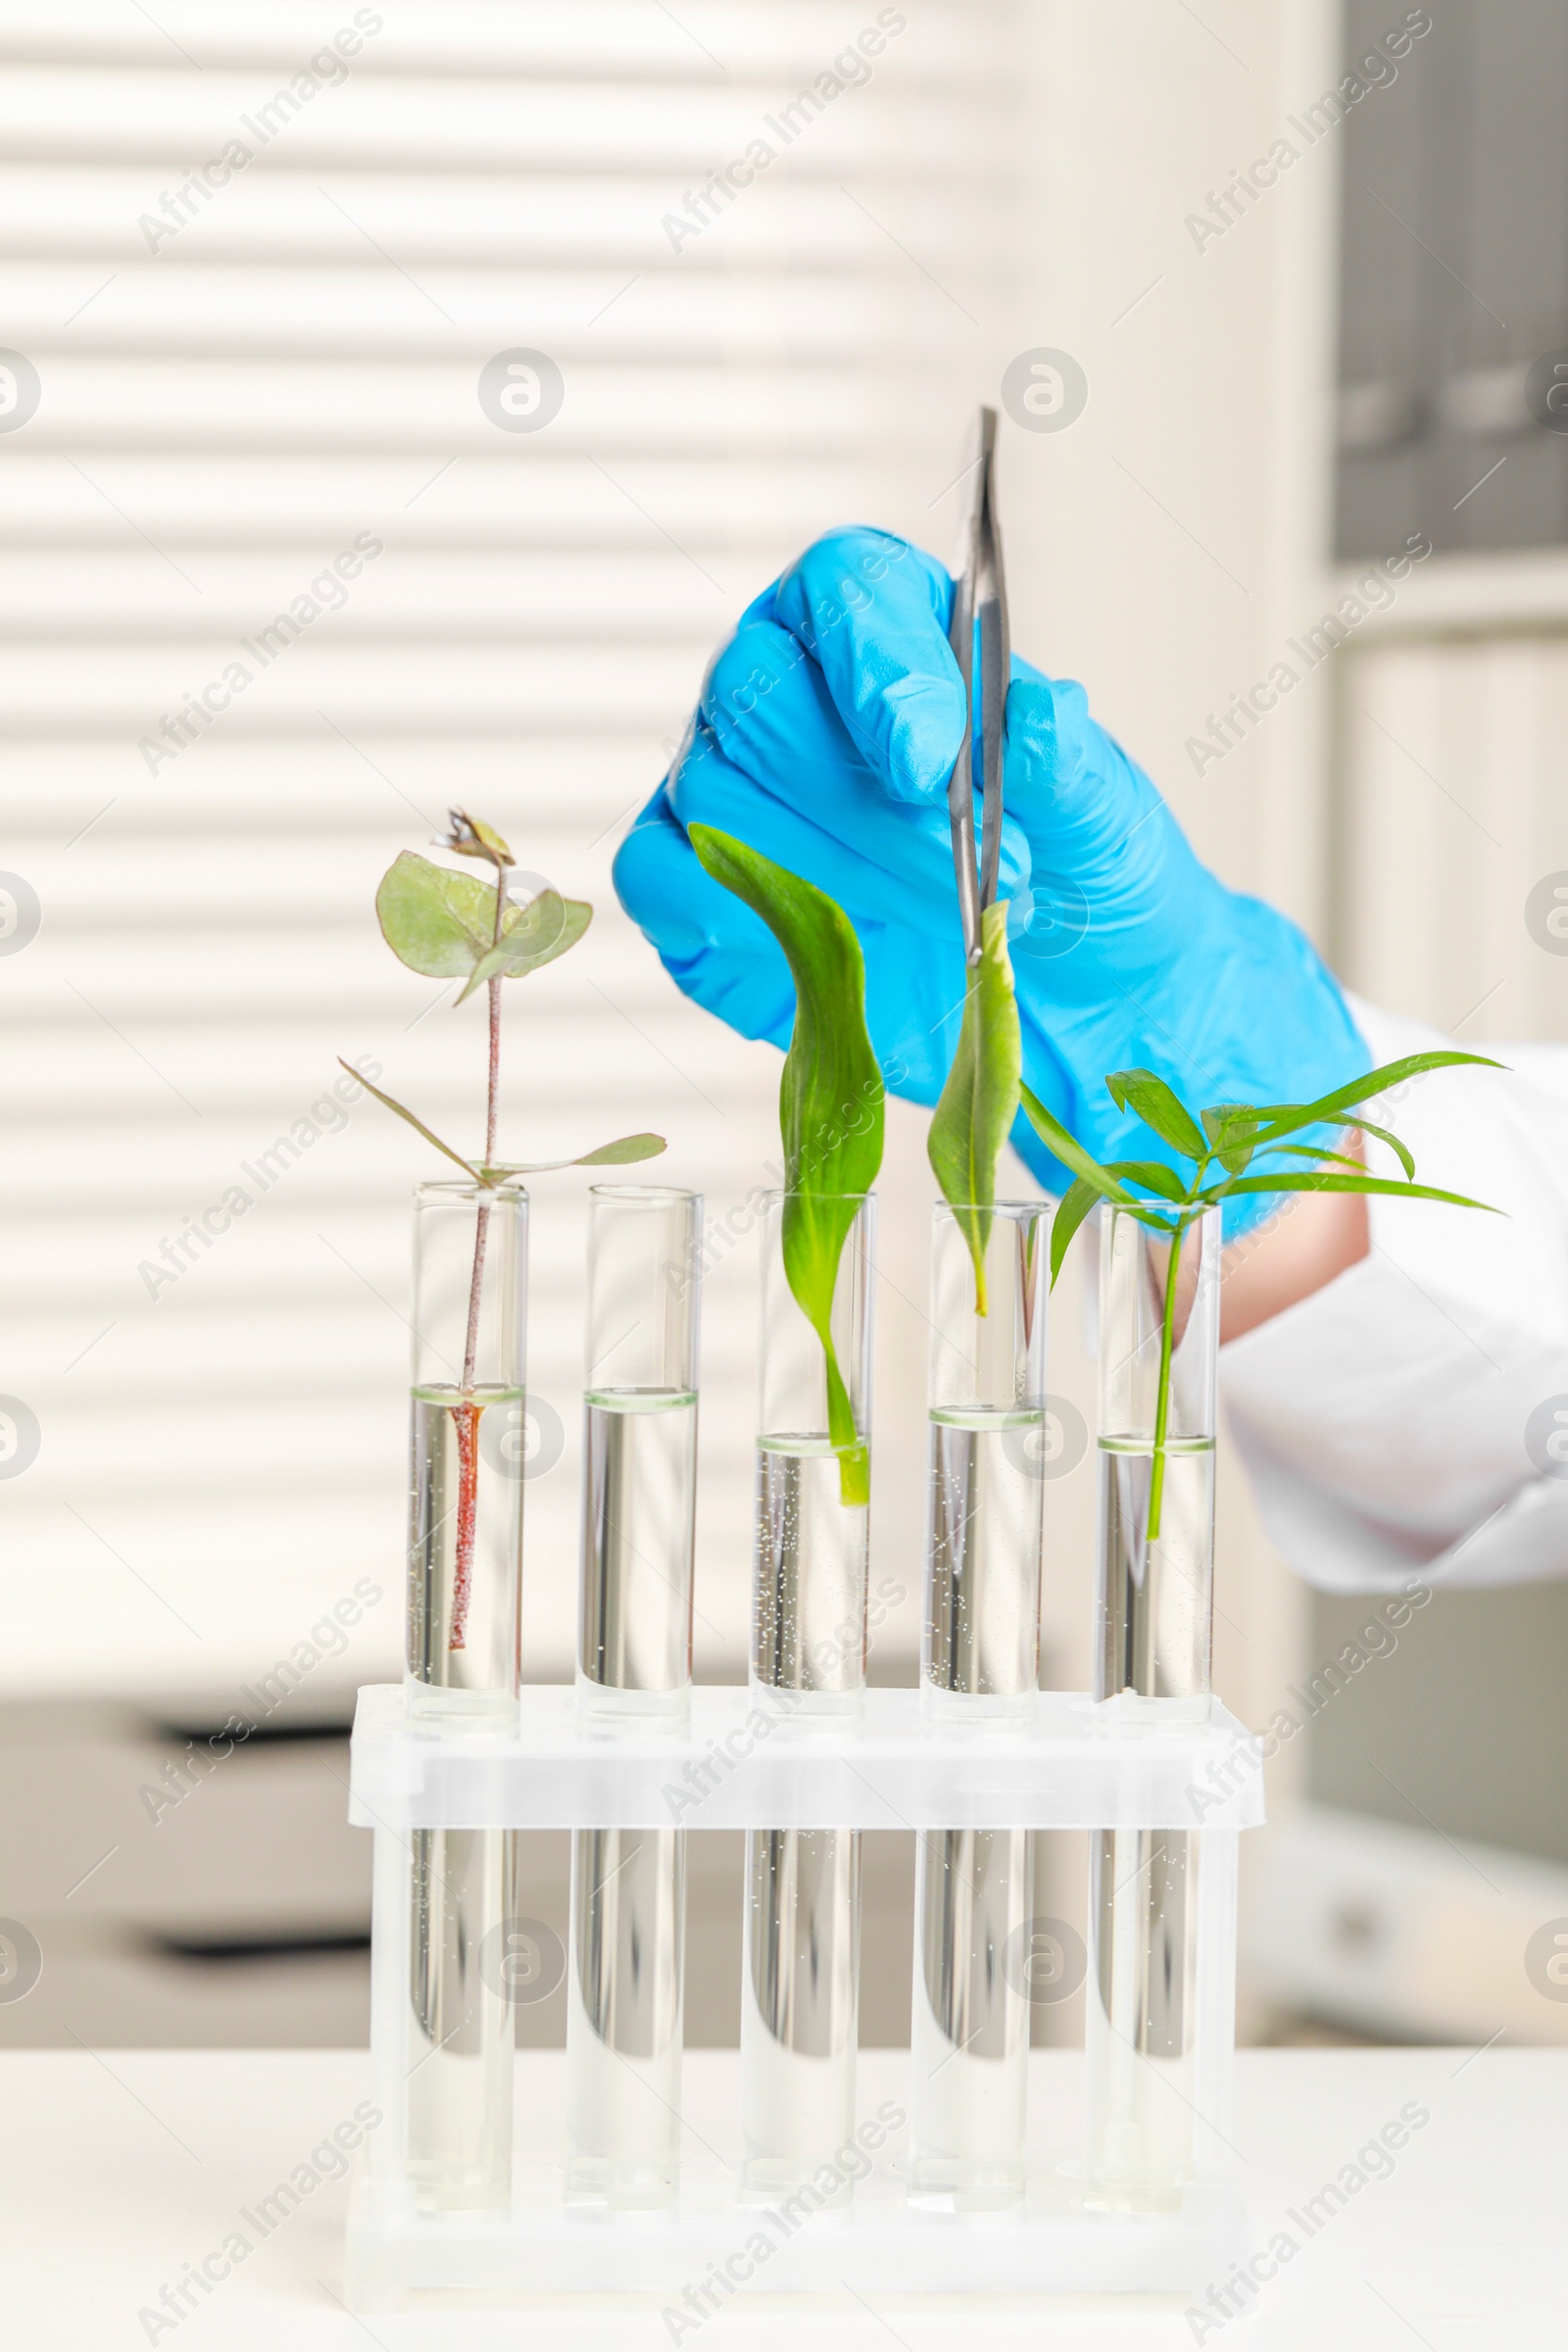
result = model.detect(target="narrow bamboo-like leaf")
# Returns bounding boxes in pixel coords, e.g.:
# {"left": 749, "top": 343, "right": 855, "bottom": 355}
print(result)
{"left": 1104, "top": 1068, "right": 1207, "bottom": 1161}
{"left": 458, "top": 892, "right": 592, "bottom": 1000}
{"left": 1049, "top": 1177, "right": 1102, "bottom": 1286}
{"left": 1250, "top": 1142, "right": 1378, "bottom": 1176}
{"left": 926, "top": 900, "right": 1021, "bottom": 1314}
{"left": 1340, "top": 1116, "right": 1415, "bottom": 1181}
{"left": 1103, "top": 1158, "right": 1189, "bottom": 1203}
{"left": 690, "top": 824, "right": 883, "bottom": 1504}
{"left": 1240, "top": 1053, "right": 1502, "bottom": 1149}
{"left": 1018, "top": 1083, "right": 1136, "bottom": 1201}
{"left": 340, "top": 1058, "right": 483, "bottom": 1182}
{"left": 1204, "top": 1171, "right": 1498, "bottom": 1211}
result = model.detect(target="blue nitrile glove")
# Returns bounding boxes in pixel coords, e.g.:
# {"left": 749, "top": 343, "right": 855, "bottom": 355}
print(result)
{"left": 613, "top": 527, "right": 1368, "bottom": 1230}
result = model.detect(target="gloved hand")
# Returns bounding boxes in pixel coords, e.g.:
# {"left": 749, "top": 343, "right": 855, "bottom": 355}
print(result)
{"left": 613, "top": 527, "right": 1368, "bottom": 1226}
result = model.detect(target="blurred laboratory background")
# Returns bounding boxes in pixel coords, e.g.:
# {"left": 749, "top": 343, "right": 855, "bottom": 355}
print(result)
{"left": 2, "top": 0, "right": 1567, "bottom": 2056}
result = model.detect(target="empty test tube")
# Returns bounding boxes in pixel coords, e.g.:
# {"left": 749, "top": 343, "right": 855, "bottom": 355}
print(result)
{"left": 910, "top": 1200, "right": 1048, "bottom": 2208}
{"left": 566, "top": 1185, "right": 701, "bottom": 2206}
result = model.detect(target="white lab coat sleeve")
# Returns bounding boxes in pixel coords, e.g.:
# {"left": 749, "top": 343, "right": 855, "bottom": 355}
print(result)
{"left": 1219, "top": 995, "right": 1568, "bottom": 1593}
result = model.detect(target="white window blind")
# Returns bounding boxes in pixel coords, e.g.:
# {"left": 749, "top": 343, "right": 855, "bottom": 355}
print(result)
{"left": 0, "top": 1, "right": 1018, "bottom": 1702}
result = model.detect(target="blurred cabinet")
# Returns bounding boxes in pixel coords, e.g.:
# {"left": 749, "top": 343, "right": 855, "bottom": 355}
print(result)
{"left": 1337, "top": 0, "right": 1568, "bottom": 554}
{"left": 1334, "top": 632, "right": 1568, "bottom": 1041}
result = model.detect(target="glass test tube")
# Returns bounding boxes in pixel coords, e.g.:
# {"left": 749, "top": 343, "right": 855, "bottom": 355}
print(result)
{"left": 1087, "top": 1203, "right": 1220, "bottom": 2210}
{"left": 404, "top": 1179, "right": 526, "bottom": 2210}
{"left": 741, "top": 1190, "right": 873, "bottom": 2200}
{"left": 910, "top": 1201, "right": 1048, "bottom": 2209}
{"left": 567, "top": 1185, "right": 701, "bottom": 2205}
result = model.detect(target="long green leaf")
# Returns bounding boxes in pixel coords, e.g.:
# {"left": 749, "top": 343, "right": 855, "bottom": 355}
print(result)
{"left": 1240, "top": 1052, "right": 1502, "bottom": 1150}
{"left": 1105, "top": 1068, "right": 1207, "bottom": 1161}
{"left": 926, "top": 900, "right": 1021, "bottom": 1314}
{"left": 1203, "top": 1171, "right": 1498, "bottom": 1211}
{"left": 340, "top": 1059, "right": 483, "bottom": 1183}
{"left": 1018, "top": 1083, "right": 1136, "bottom": 1202}
{"left": 690, "top": 824, "right": 883, "bottom": 1504}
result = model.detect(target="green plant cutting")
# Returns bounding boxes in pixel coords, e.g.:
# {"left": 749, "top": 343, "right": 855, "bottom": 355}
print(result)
{"left": 346, "top": 809, "right": 665, "bottom": 1645}
{"left": 925, "top": 898, "right": 1022, "bottom": 1314}
{"left": 1019, "top": 1054, "right": 1499, "bottom": 1540}
{"left": 689, "top": 823, "right": 884, "bottom": 1506}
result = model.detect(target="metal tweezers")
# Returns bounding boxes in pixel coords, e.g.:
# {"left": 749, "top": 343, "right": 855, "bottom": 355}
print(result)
{"left": 946, "top": 404, "right": 1009, "bottom": 967}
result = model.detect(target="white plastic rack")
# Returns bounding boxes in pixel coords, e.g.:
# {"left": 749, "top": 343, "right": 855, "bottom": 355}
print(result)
{"left": 344, "top": 1683, "right": 1262, "bottom": 2311}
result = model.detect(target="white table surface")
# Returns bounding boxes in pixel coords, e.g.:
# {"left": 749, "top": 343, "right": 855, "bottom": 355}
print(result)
{"left": 1, "top": 2046, "right": 1561, "bottom": 2349}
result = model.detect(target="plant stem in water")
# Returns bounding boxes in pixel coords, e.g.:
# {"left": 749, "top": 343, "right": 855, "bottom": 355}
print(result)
{"left": 449, "top": 895, "right": 507, "bottom": 1650}
{"left": 1145, "top": 1218, "right": 1184, "bottom": 1544}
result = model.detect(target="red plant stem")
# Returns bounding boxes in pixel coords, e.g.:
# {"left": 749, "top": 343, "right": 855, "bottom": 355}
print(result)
{"left": 449, "top": 1397, "right": 481, "bottom": 1647}
{"left": 448, "top": 903, "right": 507, "bottom": 1652}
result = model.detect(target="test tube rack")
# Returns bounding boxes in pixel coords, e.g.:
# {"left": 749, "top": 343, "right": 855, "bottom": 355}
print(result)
{"left": 344, "top": 1682, "right": 1261, "bottom": 2311}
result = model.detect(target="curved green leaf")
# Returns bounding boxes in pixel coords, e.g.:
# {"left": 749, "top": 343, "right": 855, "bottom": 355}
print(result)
{"left": 926, "top": 900, "right": 1021, "bottom": 1314}
{"left": 1018, "top": 1083, "right": 1135, "bottom": 1201}
{"left": 1105, "top": 1068, "right": 1206, "bottom": 1161}
{"left": 1049, "top": 1176, "right": 1101, "bottom": 1286}
{"left": 1339, "top": 1115, "right": 1415, "bottom": 1181}
{"left": 690, "top": 824, "right": 883, "bottom": 1504}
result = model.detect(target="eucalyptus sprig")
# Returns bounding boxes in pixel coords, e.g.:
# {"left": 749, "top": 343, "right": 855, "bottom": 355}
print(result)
{"left": 689, "top": 823, "right": 884, "bottom": 1506}
{"left": 348, "top": 809, "right": 665, "bottom": 1647}
{"left": 1020, "top": 1053, "right": 1500, "bottom": 1540}
{"left": 362, "top": 823, "right": 662, "bottom": 1182}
